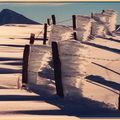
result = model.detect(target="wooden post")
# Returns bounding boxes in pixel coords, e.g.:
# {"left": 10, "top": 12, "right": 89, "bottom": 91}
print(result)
{"left": 72, "top": 15, "right": 76, "bottom": 30}
{"left": 47, "top": 18, "right": 50, "bottom": 25}
{"left": 102, "top": 10, "right": 105, "bottom": 14}
{"left": 73, "top": 32, "right": 77, "bottom": 40}
{"left": 43, "top": 23, "right": 47, "bottom": 45}
{"left": 72, "top": 15, "right": 77, "bottom": 40}
{"left": 51, "top": 15, "right": 56, "bottom": 25}
{"left": 91, "top": 12, "right": 94, "bottom": 18}
{"left": 29, "top": 33, "right": 35, "bottom": 44}
{"left": 118, "top": 93, "right": 120, "bottom": 110}
{"left": 52, "top": 42, "right": 64, "bottom": 98}
{"left": 22, "top": 45, "right": 30, "bottom": 88}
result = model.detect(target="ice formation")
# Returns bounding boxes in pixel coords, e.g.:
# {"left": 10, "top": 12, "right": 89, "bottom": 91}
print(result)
{"left": 76, "top": 15, "right": 92, "bottom": 41}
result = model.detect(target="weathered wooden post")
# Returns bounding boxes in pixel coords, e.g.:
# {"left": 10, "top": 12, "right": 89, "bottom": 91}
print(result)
{"left": 22, "top": 45, "right": 30, "bottom": 88}
{"left": 29, "top": 33, "right": 35, "bottom": 44}
{"left": 51, "top": 15, "right": 56, "bottom": 25}
{"left": 89, "top": 13, "right": 95, "bottom": 40}
{"left": 91, "top": 12, "right": 94, "bottom": 18}
{"left": 72, "top": 15, "right": 77, "bottom": 40}
{"left": 43, "top": 23, "right": 47, "bottom": 45}
{"left": 73, "top": 32, "right": 77, "bottom": 40}
{"left": 47, "top": 18, "right": 50, "bottom": 26}
{"left": 102, "top": 10, "right": 105, "bottom": 14}
{"left": 72, "top": 15, "right": 76, "bottom": 30}
{"left": 52, "top": 41, "right": 64, "bottom": 98}
{"left": 118, "top": 93, "right": 120, "bottom": 110}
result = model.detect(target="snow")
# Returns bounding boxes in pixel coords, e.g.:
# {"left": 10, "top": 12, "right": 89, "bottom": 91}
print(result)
{"left": 28, "top": 45, "right": 56, "bottom": 95}
{"left": 103, "top": 10, "right": 117, "bottom": 32}
{"left": 0, "top": 20, "right": 120, "bottom": 118}
{"left": 93, "top": 10, "right": 117, "bottom": 33}
{"left": 76, "top": 15, "right": 92, "bottom": 41}
{"left": 91, "top": 20, "right": 106, "bottom": 37}
{"left": 49, "top": 25, "right": 73, "bottom": 43}
{"left": 0, "top": 24, "right": 43, "bottom": 88}
{"left": 50, "top": 23, "right": 120, "bottom": 111}
{"left": 59, "top": 40, "right": 88, "bottom": 97}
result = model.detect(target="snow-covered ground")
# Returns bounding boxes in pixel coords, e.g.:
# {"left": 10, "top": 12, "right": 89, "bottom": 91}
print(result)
{"left": 0, "top": 24, "right": 120, "bottom": 119}
{"left": 82, "top": 36, "right": 120, "bottom": 109}
{"left": 0, "top": 24, "right": 43, "bottom": 88}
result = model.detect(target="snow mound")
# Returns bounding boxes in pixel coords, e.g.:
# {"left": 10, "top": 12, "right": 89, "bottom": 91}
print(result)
{"left": 59, "top": 40, "right": 89, "bottom": 98}
{"left": 49, "top": 25, "right": 73, "bottom": 43}
{"left": 28, "top": 45, "right": 55, "bottom": 95}
{"left": 76, "top": 15, "right": 92, "bottom": 41}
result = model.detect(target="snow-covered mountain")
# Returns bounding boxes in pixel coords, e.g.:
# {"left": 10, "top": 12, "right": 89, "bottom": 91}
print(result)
{"left": 0, "top": 9, "right": 40, "bottom": 25}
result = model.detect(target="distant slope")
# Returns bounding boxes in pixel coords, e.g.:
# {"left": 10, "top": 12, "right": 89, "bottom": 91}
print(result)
{"left": 0, "top": 9, "right": 40, "bottom": 25}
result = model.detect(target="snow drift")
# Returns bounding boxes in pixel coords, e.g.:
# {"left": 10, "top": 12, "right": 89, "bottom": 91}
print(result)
{"left": 28, "top": 45, "right": 56, "bottom": 95}
{"left": 49, "top": 25, "right": 73, "bottom": 43}
{"left": 59, "top": 40, "right": 88, "bottom": 98}
{"left": 76, "top": 15, "right": 92, "bottom": 41}
{"left": 93, "top": 10, "right": 117, "bottom": 34}
{"left": 91, "top": 20, "right": 106, "bottom": 37}
{"left": 50, "top": 25, "right": 89, "bottom": 98}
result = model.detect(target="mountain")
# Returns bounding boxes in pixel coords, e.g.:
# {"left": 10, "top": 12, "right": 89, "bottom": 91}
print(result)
{"left": 0, "top": 9, "right": 40, "bottom": 25}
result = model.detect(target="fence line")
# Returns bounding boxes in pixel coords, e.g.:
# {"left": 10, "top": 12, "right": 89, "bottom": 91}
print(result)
{"left": 62, "top": 53, "right": 120, "bottom": 62}
{"left": 57, "top": 18, "right": 72, "bottom": 24}
{"left": 35, "top": 27, "right": 44, "bottom": 39}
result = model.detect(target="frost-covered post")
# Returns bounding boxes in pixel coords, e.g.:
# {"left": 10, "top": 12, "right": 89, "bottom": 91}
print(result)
{"left": 52, "top": 41, "right": 64, "bottom": 98}
{"left": 72, "top": 15, "right": 77, "bottom": 40}
{"left": 43, "top": 23, "right": 47, "bottom": 45}
{"left": 22, "top": 45, "right": 30, "bottom": 88}
{"left": 51, "top": 15, "right": 56, "bottom": 25}
{"left": 29, "top": 33, "right": 35, "bottom": 45}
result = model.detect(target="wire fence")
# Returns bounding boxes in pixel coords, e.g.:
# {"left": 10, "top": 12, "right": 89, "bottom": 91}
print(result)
{"left": 35, "top": 27, "right": 44, "bottom": 39}
{"left": 57, "top": 18, "right": 72, "bottom": 24}
{"left": 62, "top": 53, "right": 120, "bottom": 62}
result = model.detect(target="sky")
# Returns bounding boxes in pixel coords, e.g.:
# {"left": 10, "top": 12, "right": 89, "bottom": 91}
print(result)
{"left": 0, "top": 2, "right": 120, "bottom": 25}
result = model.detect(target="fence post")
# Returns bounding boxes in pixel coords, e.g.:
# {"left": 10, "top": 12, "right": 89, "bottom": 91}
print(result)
{"left": 72, "top": 15, "right": 76, "bottom": 30}
{"left": 43, "top": 23, "right": 47, "bottom": 45}
{"left": 22, "top": 45, "right": 30, "bottom": 88}
{"left": 51, "top": 15, "right": 56, "bottom": 25}
{"left": 29, "top": 33, "right": 35, "bottom": 44}
{"left": 118, "top": 93, "right": 120, "bottom": 110}
{"left": 102, "top": 10, "right": 105, "bottom": 14}
{"left": 52, "top": 42, "right": 64, "bottom": 98}
{"left": 73, "top": 32, "right": 77, "bottom": 40}
{"left": 47, "top": 18, "right": 50, "bottom": 26}
{"left": 72, "top": 15, "right": 77, "bottom": 40}
{"left": 91, "top": 12, "right": 94, "bottom": 18}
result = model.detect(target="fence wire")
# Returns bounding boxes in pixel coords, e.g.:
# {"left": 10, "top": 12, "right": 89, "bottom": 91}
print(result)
{"left": 57, "top": 18, "right": 72, "bottom": 24}
{"left": 62, "top": 53, "right": 120, "bottom": 62}
{"left": 35, "top": 27, "right": 44, "bottom": 39}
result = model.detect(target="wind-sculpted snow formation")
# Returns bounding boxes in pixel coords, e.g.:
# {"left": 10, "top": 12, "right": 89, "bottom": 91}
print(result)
{"left": 27, "top": 9, "right": 119, "bottom": 110}
{"left": 28, "top": 45, "right": 56, "bottom": 95}
{"left": 59, "top": 40, "right": 88, "bottom": 98}
{"left": 76, "top": 15, "right": 92, "bottom": 41}
{"left": 50, "top": 25, "right": 89, "bottom": 98}
{"left": 49, "top": 25, "right": 73, "bottom": 43}
{"left": 75, "top": 9, "right": 117, "bottom": 40}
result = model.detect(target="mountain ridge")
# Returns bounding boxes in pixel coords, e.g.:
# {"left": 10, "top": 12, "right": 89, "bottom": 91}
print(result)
{"left": 0, "top": 9, "right": 41, "bottom": 25}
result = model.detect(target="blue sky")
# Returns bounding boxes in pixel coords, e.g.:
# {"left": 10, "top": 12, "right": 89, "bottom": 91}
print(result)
{"left": 0, "top": 2, "right": 120, "bottom": 25}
